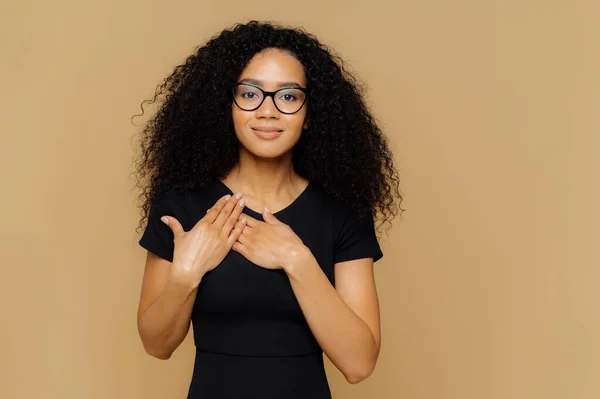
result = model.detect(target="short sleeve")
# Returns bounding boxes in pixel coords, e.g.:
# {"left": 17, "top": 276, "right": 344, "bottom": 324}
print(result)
{"left": 334, "top": 206, "right": 384, "bottom": 264}
{"left": 138, "top": 191, "right": 177, "bottom": 262}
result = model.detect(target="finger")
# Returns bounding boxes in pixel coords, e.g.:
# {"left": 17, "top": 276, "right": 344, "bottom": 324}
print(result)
{"left": 227, "top": 218, "right": 247, "bottom": 248}
{"left": 232, "top": 241, "right": 250, "bottom": 259}
{"left": 214, "top": 192, "right": 242, "bottom": 228}
{"left": 237, "top": 230, "right": 251, "bottom": 247}
{"left": 202, "top": 195, "right": 230, "bottom": 224}
{"left": 161, "top": 215, "right": 184, "bottom": 237}
{"left": 263, "top": 208, "right": 280, "bottom": 224}
{"left": 240, "top": 214, "right": 259, "bottom": 228}
{"left": 222, "top": 197, "right": 246, "bottom": 237}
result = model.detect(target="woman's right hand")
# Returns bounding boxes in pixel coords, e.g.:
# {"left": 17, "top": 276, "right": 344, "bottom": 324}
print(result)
{"left": 160, "top": 192, "right": 246, "bottom": 286}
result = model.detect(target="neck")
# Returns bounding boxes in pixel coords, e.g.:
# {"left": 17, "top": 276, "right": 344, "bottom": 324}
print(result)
{"left": 224, "top": 148, "right": 302, "bottom": 198}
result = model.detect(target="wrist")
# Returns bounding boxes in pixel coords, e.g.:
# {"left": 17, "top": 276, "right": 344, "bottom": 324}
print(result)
{"left": 170, "top": 261, "right": 205, "bottom": 289}
{"left": 283, "top": 245, "right": 312, "bottom": 276}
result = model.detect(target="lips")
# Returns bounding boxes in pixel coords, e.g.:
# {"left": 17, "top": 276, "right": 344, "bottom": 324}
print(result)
{"left": 251, "top": 127, "right": 284, "bottom": 140}
{"left": 251, "top": 126, "right": 283, "bottom": 132}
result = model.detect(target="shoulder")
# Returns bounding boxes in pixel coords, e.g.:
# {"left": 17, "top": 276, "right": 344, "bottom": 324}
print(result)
{"left": 307, "top": 183, "right": 350, "bottom": 215}
{"left": 326, "top": 198, "right": 382, "bottom": 263}
{"left": 150, "top": 181, "right": 223, "bottom": 227}
{"left": 148, "top": 187, "right": 191, "bottom": 219}
{"left": 306, "top": 184, "right": 371, "bottom": 238}
{"left": 153, "top": 180, "right": 222, "bottom": 207}
{"left": 310, "top": 184, "right": 366, "bottom": 218}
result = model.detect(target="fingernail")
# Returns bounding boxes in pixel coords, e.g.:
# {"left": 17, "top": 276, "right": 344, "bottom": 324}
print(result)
{"left": 225, "top": 195, "right": 231, "bottom": 200}
{"left": 239, "top": 198, "right": 245, "bottom": 206}
{"left": 235, "top": 192, "right": 242, "bottom": 199}
{"left": 160, "top": 217, "right": 169, "bottom": 225}
{"left": 264, "top": 206, "right": 271, "bottom": 214}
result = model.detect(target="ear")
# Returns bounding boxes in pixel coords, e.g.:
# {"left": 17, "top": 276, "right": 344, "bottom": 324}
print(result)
{"left": 303, "top": 117, "right": 310, "bottom": 130}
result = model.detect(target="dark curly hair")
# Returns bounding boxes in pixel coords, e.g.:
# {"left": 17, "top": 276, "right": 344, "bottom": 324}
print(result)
{"left": 132, "top": 20, "right": 404, "bottom": 238}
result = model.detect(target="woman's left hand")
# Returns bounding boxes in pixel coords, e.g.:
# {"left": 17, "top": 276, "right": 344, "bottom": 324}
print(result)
{"left": 232, "top": 207, "right": 307, "bottom": 271}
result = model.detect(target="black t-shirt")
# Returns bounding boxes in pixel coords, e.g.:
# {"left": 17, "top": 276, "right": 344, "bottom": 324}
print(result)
{"left": 138, "top": 178, "right": 383, "bottom": 357}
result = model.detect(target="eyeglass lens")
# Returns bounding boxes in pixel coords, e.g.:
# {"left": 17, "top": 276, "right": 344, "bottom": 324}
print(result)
{"left": 233, "top": 84, "right": 306, "bottom": 114}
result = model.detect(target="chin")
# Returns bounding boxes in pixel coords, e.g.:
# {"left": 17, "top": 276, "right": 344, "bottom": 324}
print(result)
{"left": 243, "top": 146, "right": 291, "bottom": 159}
{"left": 238, "top": 133, "right": 300, "bottom": 159}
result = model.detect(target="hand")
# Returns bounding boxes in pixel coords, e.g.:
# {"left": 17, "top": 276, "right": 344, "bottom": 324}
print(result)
{"left": 232, "top": 207, "right": 307, "bottom": 271}
{"left": 160, "top": 193, "right": 247, "bottom": 285}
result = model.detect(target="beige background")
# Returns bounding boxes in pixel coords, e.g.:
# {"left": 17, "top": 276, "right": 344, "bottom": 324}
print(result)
{"left": 1, "top": 0, "right": 598, "bottom": 398}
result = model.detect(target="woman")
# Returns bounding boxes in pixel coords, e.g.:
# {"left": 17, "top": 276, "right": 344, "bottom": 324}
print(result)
{"left": 134, "top": 20, "right": 403, "bottom": 399}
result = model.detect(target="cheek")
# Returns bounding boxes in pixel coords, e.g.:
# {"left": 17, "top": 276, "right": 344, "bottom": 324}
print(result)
{"left": 231, "top": 108, "right": 251, "bottom": 136}
{"left": 284, "top": 113, "right": 307, "bottom": 132}
{"left": 231, "top": 106, "right": 245, "bottom": 126}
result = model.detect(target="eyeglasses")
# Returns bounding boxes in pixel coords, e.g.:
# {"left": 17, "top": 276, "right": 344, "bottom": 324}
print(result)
{"left": 232, "top": 83, "right": 308, "bottom": 114}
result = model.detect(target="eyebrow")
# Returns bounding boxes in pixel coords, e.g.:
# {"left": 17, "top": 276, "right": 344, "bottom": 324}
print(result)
{"left": 238, "top": 78, "right": 304, "bottom": 89}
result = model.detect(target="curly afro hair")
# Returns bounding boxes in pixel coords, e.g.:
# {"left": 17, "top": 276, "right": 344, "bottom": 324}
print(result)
{"left": 132, "top": 20, "right": 404, "bottom": 238}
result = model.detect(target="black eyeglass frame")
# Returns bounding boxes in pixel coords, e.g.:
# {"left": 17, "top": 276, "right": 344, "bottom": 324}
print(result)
{"left": 232, "top": 83, "right": 308, "bottom": 115}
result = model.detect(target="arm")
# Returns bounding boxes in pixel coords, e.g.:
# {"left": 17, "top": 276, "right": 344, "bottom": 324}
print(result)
{"left": 137, "top": 252, "right": 201, "bottom": 359}
{"left": 137, "top": 192, "right": 246, "bottom": 359}
{"left": 284, "top": 248, "right": 381, "bottom": 384}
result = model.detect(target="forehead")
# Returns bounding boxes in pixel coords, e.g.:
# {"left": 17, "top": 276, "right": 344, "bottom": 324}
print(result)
{"left": 238, "top": 48, "right": 306, "bottom": 88}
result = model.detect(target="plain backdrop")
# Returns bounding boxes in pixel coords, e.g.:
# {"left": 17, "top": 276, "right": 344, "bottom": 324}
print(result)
{"left": 1, "top": 0, "right": 598, "bottom": 398}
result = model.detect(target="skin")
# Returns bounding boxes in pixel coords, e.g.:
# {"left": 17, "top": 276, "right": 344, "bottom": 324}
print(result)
{"left": 223, "top": 47, "right": 311, "bottom": 215}
{"left": 137, "top": 48, "right": 381, "bottom": 384}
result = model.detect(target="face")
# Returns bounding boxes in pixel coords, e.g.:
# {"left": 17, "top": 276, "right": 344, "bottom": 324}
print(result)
{"left": 231, "top": 48, "right": 309, "bottom": 159}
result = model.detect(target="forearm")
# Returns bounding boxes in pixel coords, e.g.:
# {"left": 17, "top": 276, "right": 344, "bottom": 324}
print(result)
{"left": 284, "top": 249, "right": 378, "bottom": 383}
{"left": 138, "top": 268, "right": 200, "bottom": 359}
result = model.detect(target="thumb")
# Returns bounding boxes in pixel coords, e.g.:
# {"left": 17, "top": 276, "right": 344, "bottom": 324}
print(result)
{"left": 161, "top": 216, "right": 184, "bottom": 236}
{"left": 262, "top": 206, "right": 279, "bottom": 224}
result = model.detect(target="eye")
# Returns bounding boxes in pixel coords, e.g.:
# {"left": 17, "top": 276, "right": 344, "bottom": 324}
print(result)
{"left": 242, "top": 92, "right": 258, "bottom": 99}
{"left": 279, "top": 93, "right": 298, "bottom": 102}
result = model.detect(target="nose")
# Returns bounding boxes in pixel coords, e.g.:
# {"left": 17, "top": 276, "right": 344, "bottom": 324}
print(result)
{"left": 255, "top": 94, "right": 280, "bottom": 118}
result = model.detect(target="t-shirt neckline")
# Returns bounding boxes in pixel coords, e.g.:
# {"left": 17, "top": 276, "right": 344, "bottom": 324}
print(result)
{"left": 215, "top": 179, "right": 312, "bottom": 217}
